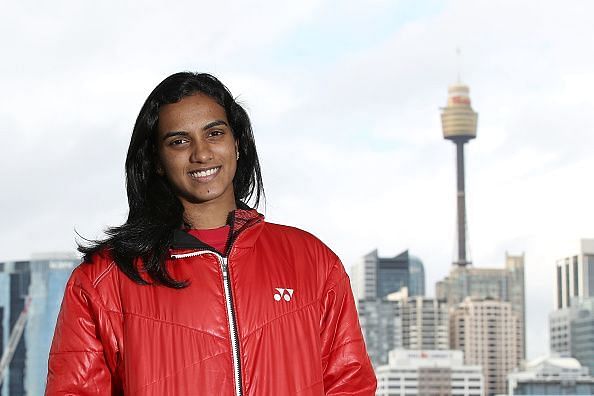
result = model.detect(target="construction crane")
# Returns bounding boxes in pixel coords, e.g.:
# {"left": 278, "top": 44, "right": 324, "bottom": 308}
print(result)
{"left": 0, "top": 297, "right": 30, "bottom": 386}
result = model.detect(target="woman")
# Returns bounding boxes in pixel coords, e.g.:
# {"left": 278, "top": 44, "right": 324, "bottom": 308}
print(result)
{"left": 46, "top": 72, "right": 376, "bottom": 395}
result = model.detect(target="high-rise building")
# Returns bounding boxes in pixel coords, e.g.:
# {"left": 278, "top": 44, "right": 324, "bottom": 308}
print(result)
{"left": 352, "top": 250, "right": 427, "bottom": 366}
{"left": 549, "top": 297, "right": 594, "bottom": 374}
{"left": 0, "top": 254, "right": 78, "bottom": 396}
{"left": 450, "top": 297, "right": 522, "bottom": 396}
{"left": 402, "top": 297, "right": 448, "bottom": 351}
{"left": 436, "top": 252, "right": 526, "bottom": 359}
{"left": 376, "top": 349, "right": 483, "bottom": 396}
{"left": 555, "top": 239, "right": 594, "bottom": 309}
{"left": 508, "top": 355, "right": 594, "bottom": 395}
{"left": 351, "top": 249, "right": 425, "bottom": 301}
{"left": 358, "top": 287, "right": 448, "bottom": 367}
{"left": 357, "top": 298, "right": 401, "bottom": 366}
{"left": 390, "top": 288, "right": 449, "bottom": 351}
{"left": 550, "top": 239, "right": 594, "bottom": 374}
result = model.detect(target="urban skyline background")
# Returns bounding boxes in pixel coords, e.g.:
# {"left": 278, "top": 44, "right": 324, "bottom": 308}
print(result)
{"left": 1, "top": 0, "right": 594, "bottom": 362}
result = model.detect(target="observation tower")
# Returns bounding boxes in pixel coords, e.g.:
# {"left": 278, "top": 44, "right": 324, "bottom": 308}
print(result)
{"left": 441, "top": 83, "right": 478, "bottom": 267}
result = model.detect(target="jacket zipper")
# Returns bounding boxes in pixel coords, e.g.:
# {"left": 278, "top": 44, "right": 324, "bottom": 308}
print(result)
{"left": 171, "top": 250, "right": 243, "bottom": 396}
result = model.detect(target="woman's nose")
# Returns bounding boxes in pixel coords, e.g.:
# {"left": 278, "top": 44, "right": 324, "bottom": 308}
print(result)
{"left": 190, "top": 141, "right": 213, "bottom": 163}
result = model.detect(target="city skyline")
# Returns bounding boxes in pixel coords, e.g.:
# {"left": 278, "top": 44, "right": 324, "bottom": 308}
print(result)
{"left": 2, "top": 0, "right": 594, "bottom": 362}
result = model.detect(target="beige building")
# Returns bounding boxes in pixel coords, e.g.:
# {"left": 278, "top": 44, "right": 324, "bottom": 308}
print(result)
{"left": 389, "top": 288, "right": 449, "bottom": 351}
{"left": 450, "top": 297, "right": 522, "bottom": 396}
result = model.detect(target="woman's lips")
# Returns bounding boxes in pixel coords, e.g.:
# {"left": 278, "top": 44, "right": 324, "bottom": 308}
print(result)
{"left": 188, "top": 166, "right": 221, "bottom": 182}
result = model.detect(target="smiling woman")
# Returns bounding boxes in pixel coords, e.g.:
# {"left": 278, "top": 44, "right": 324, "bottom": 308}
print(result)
{"left": 45, "top": 72, "right": 376, "bottom": 395}
{"left": 157, "top": 94, "right": 239, "bottom": 228}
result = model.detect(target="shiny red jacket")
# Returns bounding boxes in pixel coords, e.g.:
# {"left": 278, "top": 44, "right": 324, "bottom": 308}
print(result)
{"left": 46, "top": 210, "right": 376, "bottom": 395}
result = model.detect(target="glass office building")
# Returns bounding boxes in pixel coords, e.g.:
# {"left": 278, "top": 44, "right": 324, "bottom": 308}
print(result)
{"left": 0, "top": 254, "right": 78, "bottom": 396}
{"left": 351, "top": 249, "right": 426, "bottom": 301}
{"left": 550, "top": 297, "right": 594, "bottom": 375}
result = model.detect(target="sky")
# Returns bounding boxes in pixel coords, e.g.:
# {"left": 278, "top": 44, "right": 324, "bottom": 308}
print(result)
{"left": 1, "top": 0, "right": 594, "bottom": 360}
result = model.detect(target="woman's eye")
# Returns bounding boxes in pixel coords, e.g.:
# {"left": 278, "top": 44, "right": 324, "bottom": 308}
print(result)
{"left": 208, "top": 130, "right": 224, "bottom": 138}
{"left": 169, "top": 138, "right": 188, "bottom": 146}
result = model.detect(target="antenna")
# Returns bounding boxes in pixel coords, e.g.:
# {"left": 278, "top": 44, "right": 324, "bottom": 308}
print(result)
{"left": 456, "top": 47, "right": 462, "bottom": 83}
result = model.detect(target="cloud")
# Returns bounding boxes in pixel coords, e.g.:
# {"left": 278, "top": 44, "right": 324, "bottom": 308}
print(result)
{"left": 1, "top": 0, "right": 593, "bottom": 360}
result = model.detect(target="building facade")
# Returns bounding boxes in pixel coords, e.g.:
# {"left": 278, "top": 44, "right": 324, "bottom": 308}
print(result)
{"left": 555, "top": 239, "right": 594, "bottom": 310}
{"left": 408, "top": 256, "right": 425, "bottom": 297}
{"left": 450, "top": 297, "right": 522, "bottom": 396}
{"left": 376, "top": 349, "right": 483, "bottom": 396}
{"left": 508, "top": 355, "right": 594, "bottom": 395}
{"left": 390, "top": 289, "right": 449, "bottom": 351}
{"left": 0, "top": 254, "right": 78, "bottom": 396}
{"left": 358, "top": 287, "right": 449, "bottom": 367}
{"left": 357, "top": 298, "right": 401, "bottom": 366}
{"left": 436, "top": 252, "right": 526, "bottom": 359}
{"left": 549, "top": 297, "right": 594, "bottom": 374}
{"left": 352, "top": 249, "right": 425, "bottom": 301}
{"left": 549, "top": 308, "right": 572, "bottom": 357}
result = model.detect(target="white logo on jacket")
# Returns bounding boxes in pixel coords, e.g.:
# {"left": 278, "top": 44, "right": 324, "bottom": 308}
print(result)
{"left": 274, "top": 288, "right": 294, "bottom": 301}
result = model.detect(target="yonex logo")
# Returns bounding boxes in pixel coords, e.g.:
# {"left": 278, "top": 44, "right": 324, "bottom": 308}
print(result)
{"left": 274, "top": 288, "right": 294, "bottom": 302}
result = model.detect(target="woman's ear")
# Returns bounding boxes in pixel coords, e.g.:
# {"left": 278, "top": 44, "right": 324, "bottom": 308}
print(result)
{"left": 235, "top": 140, "right": 239, "bottom": 161}
{"left": 153, "top": 145, "right": 165, "bottom": 175}
{"left": 156, "top": 160, "right": 165, "bottom": 176}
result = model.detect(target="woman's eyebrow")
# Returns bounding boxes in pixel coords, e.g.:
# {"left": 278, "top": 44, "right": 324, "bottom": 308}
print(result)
{"left": 162, "top": 131, "right": 189, "bottom": 141}
{"left": 203, "top": 120, "right": 229, "bottom": 130}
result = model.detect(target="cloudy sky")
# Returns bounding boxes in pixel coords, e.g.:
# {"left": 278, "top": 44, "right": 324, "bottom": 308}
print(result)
{"left": 2, "top": 0, "right": 594, "bottom": 359}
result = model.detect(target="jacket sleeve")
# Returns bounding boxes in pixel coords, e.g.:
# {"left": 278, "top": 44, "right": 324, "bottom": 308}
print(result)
{"left": 46, "top": 267, "right": 121, "bottom": 395}
{"left": 319, "top": 258, "right": 377, "bottom": 395}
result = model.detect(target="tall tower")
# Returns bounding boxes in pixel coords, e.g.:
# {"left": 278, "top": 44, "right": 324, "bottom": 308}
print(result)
{"left": 441, "top": 83, "right": 478, "bottom": 267}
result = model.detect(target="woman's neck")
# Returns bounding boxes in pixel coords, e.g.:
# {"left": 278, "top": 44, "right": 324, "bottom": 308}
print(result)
{"left": 182, "top": 199, "right": 237, "bottom": 229}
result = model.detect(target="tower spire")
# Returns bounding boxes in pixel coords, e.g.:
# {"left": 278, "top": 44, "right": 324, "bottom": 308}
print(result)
{"left": 440, "top": 81, "right": 478, "bottom": 267}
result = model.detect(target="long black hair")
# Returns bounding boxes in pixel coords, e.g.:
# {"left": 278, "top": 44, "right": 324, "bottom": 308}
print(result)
{"left": 79, "top": 72, "right": 264, "bottom": 288}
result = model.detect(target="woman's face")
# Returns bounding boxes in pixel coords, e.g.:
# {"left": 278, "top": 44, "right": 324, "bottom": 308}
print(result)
{"left": 156, "top": 93, "right": 238, "bottom": 209}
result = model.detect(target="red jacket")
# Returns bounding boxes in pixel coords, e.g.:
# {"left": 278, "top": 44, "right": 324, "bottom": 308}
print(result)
{"left": 46, "top": 209, "right": 376, "bottom": 395}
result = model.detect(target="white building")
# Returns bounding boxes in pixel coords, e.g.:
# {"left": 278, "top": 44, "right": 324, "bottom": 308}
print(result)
{"left": 555, "top": 238, "right": 594, "bottom": 309}
{"left": 376, "top": 349, "right": 483, "bottom": 396}
{"left": 508, "top": 355, "right": 594, "bottom": 395}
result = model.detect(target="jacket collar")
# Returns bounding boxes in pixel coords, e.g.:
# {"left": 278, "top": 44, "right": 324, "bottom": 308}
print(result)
{"left": 171, "top": 203, "right": 264, "bottom": 252}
